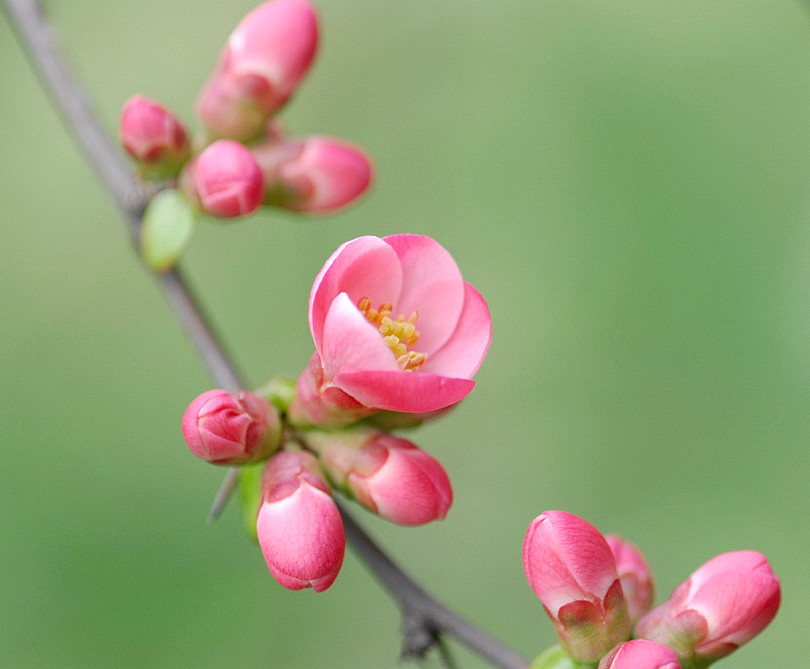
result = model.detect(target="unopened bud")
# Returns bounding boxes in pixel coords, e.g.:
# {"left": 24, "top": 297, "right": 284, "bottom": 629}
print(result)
{"left": 605, "top": 534, "right": 655, "bottom": 625}
{"left": 254, "top": 135, "right": 373, "bottom": 213}
{"left": 257, "top": 450, "right": 344, "bottom": 592}
{"left": 522, "top": 510, "right": 631, "bottom": 663}
{"left": 182, "top": 140, "right": 264, "bottom": 218}
{"left": 635, "top": 550, "right": 780, "bottom": 667}
{"left": 196, "top": 0, "right": 319, "bottom": 141}
{"left": 597, "top": 640, "right": 681, "bottom": 669}
{"left": 181, "top": 389, "right": 281, "bottom": 465}
{"left": 119, "top": 95, "right": 189, "bottom": 178}
{"left": 308, "top": 428, "right": 452, "bottom": 525}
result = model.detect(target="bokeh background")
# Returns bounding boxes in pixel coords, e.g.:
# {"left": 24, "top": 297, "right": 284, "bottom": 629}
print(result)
{"left": 2, "top": 1, "right": 809, "bottom": 667}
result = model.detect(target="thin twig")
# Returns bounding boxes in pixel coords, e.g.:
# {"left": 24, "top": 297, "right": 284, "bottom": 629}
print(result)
{"left": 2, "top": 0, "right": 244, "bottom": 521}
{"left": 3, "top": 2, "right": 530, "bottom": 667}
{"left": 340, "top": 506, "right": 529, "bottom": 669}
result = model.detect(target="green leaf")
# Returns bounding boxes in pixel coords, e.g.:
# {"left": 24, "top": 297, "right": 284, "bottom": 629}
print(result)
{"left": 140, "top": 189, "right": 196, "bottom": 272}
{"left": 529, "top": 646, "right": 596, "bottom": 669}
{"left": 238, "top": 462, "right": 265, "bottom": 544}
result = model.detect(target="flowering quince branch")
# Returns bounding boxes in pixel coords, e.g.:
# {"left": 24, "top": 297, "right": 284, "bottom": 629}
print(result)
{"left": 4, "top": 2, "right": 529, "bottom": 667}
{"left": 7, "top": 1, "right": 783, "bottom": 668}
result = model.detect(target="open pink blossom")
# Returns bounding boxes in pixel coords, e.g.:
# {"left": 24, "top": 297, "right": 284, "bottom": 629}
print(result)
{"left": 304, "top": 234, "right": 491, "bottom": 416}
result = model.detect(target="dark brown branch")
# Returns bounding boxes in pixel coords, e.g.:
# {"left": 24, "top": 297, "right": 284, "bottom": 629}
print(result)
{"left": 3, "top": 2, "right": 530, "bottom": 667}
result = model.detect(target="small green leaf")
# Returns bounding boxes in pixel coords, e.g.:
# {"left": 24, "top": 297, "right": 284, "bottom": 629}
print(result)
{"left": 140, "top": 189, "right": 196, "bottom": 272}
{"left": 529, "top": 646, "right": 595, "bottom": 669}
{"left": 253, "top": 376, "right": 297, "bottom": 414}
{"left": 238, "top": 462, "right": 265, "bottom": 544}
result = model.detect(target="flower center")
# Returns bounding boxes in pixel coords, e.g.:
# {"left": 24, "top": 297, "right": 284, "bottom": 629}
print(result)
{"left": 357, "top": 297, "right": 427, "bottom": 371}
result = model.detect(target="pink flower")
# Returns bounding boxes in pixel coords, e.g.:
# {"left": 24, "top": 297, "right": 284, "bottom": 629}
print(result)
{"left": 299, "top": 234, "right": 491, "bottom": 419}
{"left": 605, "top": 534, "right": 655, "bottom": 625}
{"left": 308, "top": 428, "right": 452, "bottom": 525}
{"left": 253, "top": 134, "right": 373, "bottom": 213}
{"left": 119, "top": 95, "right": 189, "bottom": 177}
{"left": 182, "top": 140, "right": 264, "bottom": 218}
{"left": 196, "top": 0, "right": 319, "bottom": 141}
{"left": 181, "top": 389, "right": 281, "bottom": 465}
{"left": 597, "top": 640, "right": 681, "bottom": 669}
{"left": 635, "top": 550, "right": 780, "bottom": 664}
{"left": 522, "top": 510, "right": 631, "bottom": 663}
{"left": 256, "top": 450, "right": 345, "bottom": 592}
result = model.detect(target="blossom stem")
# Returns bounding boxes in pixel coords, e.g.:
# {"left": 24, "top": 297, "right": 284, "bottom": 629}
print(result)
{"left": 4, "top": 2, "right": 530, "bottom": 667}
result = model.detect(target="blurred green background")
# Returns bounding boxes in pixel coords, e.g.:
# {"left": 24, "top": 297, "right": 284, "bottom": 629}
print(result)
{"left": 2, "top": 1, "right": 809, "bottom": 667}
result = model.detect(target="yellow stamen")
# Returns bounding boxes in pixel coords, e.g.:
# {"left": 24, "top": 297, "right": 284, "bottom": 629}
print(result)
{"left": 357, "top": 297, "right": 427, "bottom": 372}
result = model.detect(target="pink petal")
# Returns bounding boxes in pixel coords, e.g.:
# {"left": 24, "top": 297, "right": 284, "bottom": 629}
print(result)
{"left": 319, "top": 292, "right": 400, "bottom": 380}
{"left": 333, "top": 369, "right": 475, "bottom": 413}
{"left": 310, "top": 236, "right": 402, "bottom": 348}
{"left": 690, "top": 571, "right": 781, "bottom": 647}
{"left": 687, "top": 550, "right": 770, "bottom": 593}
{"left": 422, "top": 282, "right": 492, "bottom": 378}
{"left": 523, "top": 511, "right": 619, "bottom": 615}
{"left": 383, "top": 234, "right": 465, "bottom": 354}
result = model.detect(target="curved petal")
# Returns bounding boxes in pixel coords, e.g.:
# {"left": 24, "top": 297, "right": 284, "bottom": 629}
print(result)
{"left": 422, "top": 282, "right": 492, "bottom": 378}
{"left": 691, "top": 571, "right": 781, "bottom": 647}
{"left": 319, "top": 292, "right": 400, "bottom": 380}
{"left": 383, "top": 234, "right": 465, "bottom": 354}
{"left": 334, "top": 369, "right": 475, "bottom": 413}
{"left": 687, "top": 550, "right": 769, "bottom": 593}
{"left": 310, "top": 236, "right": 402, "bottom": 348}
{"left": 318, "top": 293, "right": 400, "bottom": 383}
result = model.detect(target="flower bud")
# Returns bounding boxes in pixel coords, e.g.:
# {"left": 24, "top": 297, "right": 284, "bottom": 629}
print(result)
{"left": 196, "top": 0, "right": 319, "bottom": 141}
{"left": 605, "top": 534, "right": 655, "bottom": 625}
{"left": 308, "top": 428, "right": 452, "bottom": 525}
{"left": 253, "top": 135, "right": 373, "bottom": 213}
{"left": 522, "top": 511, "right": 631, "bottom": 663}
{"left": 287, "top": 353, "right": 376, "bottom": 428}
{"left": 182, "top": 140, "right": 264, "bottom": 218}
{"left": 597, "top": 640, "right": 681, "bottom": 669}
{"left": 256, "top": 450, "right": 344, "bottom": 592}
{"left": 119, "top": 95, "right": 189, "bottom": 177}
{"left": 181, "top": 389, "right": 281, "bottom": 465}
{"left": 635, "top": 550, "right": 780, "bottom": 666}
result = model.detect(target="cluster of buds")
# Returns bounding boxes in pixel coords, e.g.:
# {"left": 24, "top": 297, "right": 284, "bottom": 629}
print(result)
{"left": 118, "top": 0, "right": 373, "bottom": 271}
{"left": 523, "top": 511, "right": 780, "bottom": 669}
{"left": 181, "top": 233, "right": 491, "bottom": 591}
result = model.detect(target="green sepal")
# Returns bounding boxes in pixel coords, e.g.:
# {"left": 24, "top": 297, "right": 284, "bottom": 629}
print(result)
{"left": 253, "top": 376, "right": 297, "bottom": 414}
{"left": 238, "top": 462, "right": 265, "bottom": 544}
{"left": 529, "top": 645, "right": 596, "bottom": 669}
{"left": 140, "top": 188, "right": 196, "bottom": 272}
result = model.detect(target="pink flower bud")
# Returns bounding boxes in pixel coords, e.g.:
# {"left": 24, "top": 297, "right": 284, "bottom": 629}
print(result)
{"left": 597, "top": 640, "right": 681, "bottom": 669}
{"left": 305, "top": 234, "right": 492, "bottom": 416}
{"left": 256, "top": 450, "right": 344, "bottom": 592}
{"left": 308, "top": 429, "right": 452, "bottom": 525}
{"left": 522, "top": 511, "right": 631, "bottom": 663}
{"left": 119, "top": 95, "right": 189, "bottom": 177}
{"left": 635, "top": 550, "right": 780, "bottom": 664}
{"left": 196, "top": 0, "right": 319, "bottom": 141}
{"left": 287, "top": 352, "right": 376, "bottom": 428}
{"left": 182, "top": 140, "right": 264, "bottom": 218}
{"left": 253, "top": 135, "right": 373, "bottom": 213}
{"left": 181, "top": 389, "right": 281, "bottom": 465}
{"left": 605, "top": 534, "right": 655, "bottom": 625}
